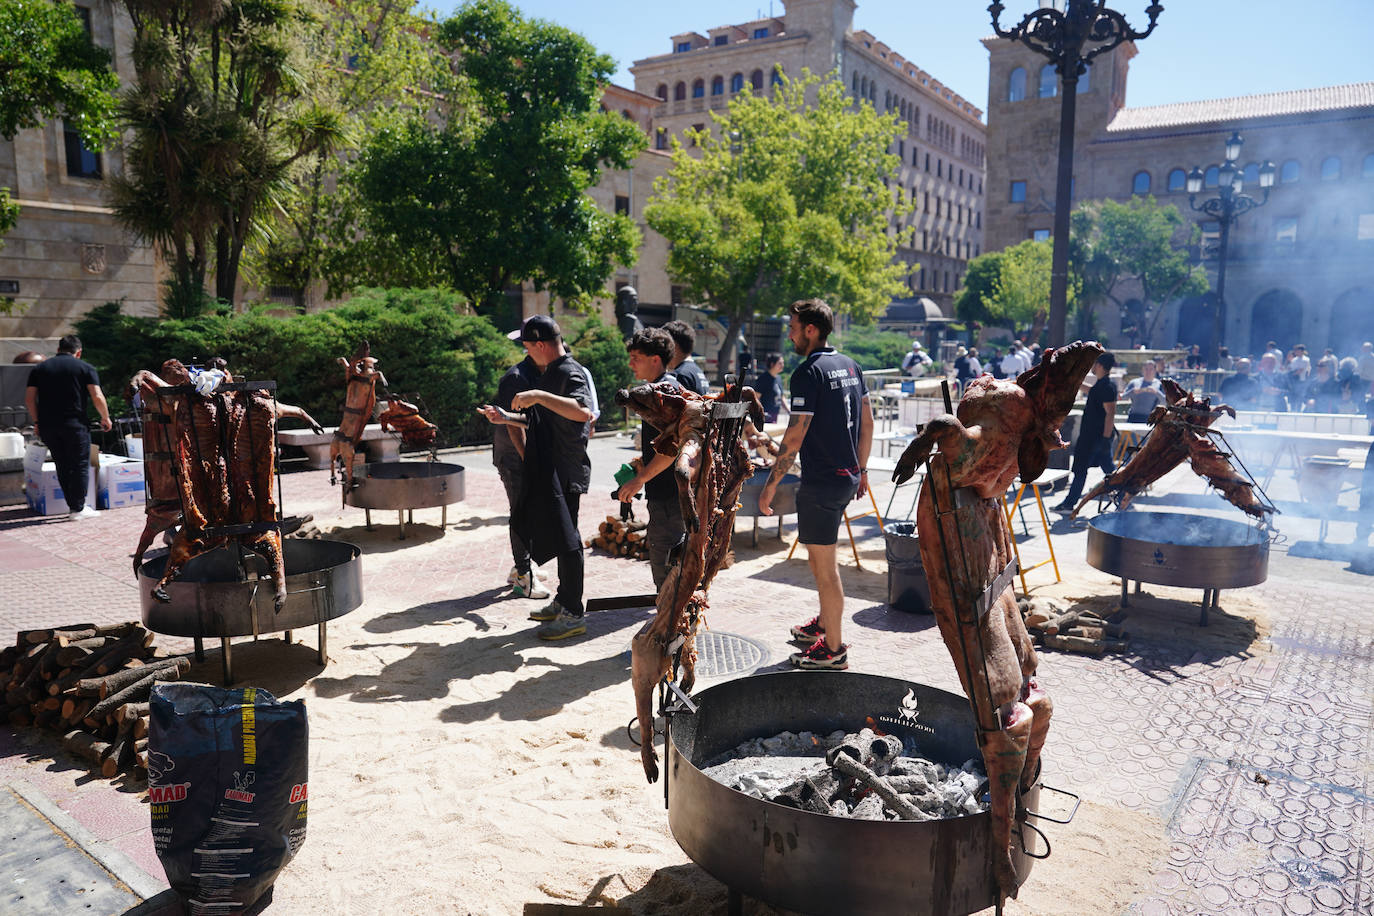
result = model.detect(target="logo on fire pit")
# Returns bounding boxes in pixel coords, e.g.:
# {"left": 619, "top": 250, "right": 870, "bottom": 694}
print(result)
{"left": 878, "top": 687, "right": 935, "bottom": 735}
{"left": 1153, "top": 547, "right": 1166, "bottom": 565}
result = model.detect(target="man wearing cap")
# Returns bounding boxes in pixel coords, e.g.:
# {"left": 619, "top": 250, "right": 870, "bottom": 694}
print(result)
{"left": 901, "top": 341, "right": 931, "bottom": 378}
{"left": 479, "top": 315, "right": 596, "bottom": 640}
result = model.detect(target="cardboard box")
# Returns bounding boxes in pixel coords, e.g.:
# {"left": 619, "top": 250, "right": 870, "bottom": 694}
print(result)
{"left": 98, "top": 457, "right": 146, "bottom": 509}
{"left": 24, "top": 443, "right": 98, "bottom": 516}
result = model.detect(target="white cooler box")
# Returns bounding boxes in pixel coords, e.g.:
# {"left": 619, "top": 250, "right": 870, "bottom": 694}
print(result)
{"left": 24, "top": 443, "right": 98, "bottom": 516}
{"left": 98, "top": 456, "right": 146, "bottom": 509}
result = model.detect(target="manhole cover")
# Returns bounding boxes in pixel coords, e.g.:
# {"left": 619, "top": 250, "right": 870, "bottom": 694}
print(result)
{"left": 693, "top": 630, "right": 770, "bottom": 678}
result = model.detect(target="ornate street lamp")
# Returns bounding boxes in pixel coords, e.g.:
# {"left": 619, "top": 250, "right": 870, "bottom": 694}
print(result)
{"left": 1186, "top": 131, "right": 1276, "bottom": 368}
{"left": 990, "top": 0, "right": 1164, "bottom": 347}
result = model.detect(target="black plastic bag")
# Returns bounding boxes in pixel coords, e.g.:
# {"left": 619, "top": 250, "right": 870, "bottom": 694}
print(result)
{"left": 149, "top": 683, "right": 308, "bottom": 915}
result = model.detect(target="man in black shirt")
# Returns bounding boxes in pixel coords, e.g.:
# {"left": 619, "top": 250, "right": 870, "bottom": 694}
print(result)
{"left": 479, "top": 316, "right": 596, "bottom": 641}
{"left": 663, "top": 319, "right": 710, "bottom": 395}
{"left": 25, "top": 335, "right": 112, "bottom": 519}
{"left": 614, "top": 328, "right": 685, "bottom": 589}
{"left": 1054, "top": 351, "right": 1118, "bottom": 511}
{"left": 759, "top": 299, "right": 873, "bottom": 671}
{"left": 489, "top": 354, "right": 547, "bottom": 600}
{"left": 1218, "top": 358, "right": 1262, "bottom": 410}
{"left": 751, "top": 352, "right": 786, "bottom": 423}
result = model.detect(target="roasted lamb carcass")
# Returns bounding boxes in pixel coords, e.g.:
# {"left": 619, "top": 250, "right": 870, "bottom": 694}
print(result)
{"left": 379, "top": 398, "right": 437, "bottom": 448}
{"left": 616, "top": 381, "right": 763, "bottom": 782}
{"left": 1072, "top": 378, "right": 1271, "bottom": 519}
{"left": 893, "top": 341, "right": 1104, "bottom": 902}
{"left": 330, "top": 341, "right": 387, "bottom": 506}
{"left": 130, "top": 368, "right": 186, "bottom": 574}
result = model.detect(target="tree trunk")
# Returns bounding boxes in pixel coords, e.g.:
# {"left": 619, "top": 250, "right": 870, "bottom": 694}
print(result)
{"left": 718, "top": 310, "right": 746, "bottom": 384}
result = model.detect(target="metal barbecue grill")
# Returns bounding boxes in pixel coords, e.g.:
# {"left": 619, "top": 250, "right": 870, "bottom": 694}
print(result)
{"left": 344, "top": 460, "right": 465, "bottom": 539}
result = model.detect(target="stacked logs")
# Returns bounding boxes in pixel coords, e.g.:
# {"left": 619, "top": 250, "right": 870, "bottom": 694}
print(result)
{"left": 1019, "top": 598, "right": 1130, "bottom": 656}
{"left": 1, "top": 622, "right": 190, "bottom": 780}
{"left": 589, "top": 514, "right": 649, "bottom": 560}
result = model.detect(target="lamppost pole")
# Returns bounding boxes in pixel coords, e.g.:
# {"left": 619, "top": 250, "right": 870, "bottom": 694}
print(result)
{"left": 990, "top": 0, "right": 1163, "bottom": 347}
{"left": 1186, "top": 131, "right": 1275, "bottom": 369}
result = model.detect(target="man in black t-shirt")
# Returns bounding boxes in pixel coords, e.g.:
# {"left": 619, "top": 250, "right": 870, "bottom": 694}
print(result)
{"left": 759, "top": 300, "right": 873, "bottom": 671}
{"left": 1054, "top": 351, "right": 1118, "bottom": 511}
{"left": 663, "top": 319, "right": 710, "bottom": 395}
{"left": 25, "top": 335, "right": 112, "bottom": 519}
{"left": 489, "top": 354, "right": 547, "bottom": 600}
{"left": 750, "top": 352, "right": 786, "bottom": 423}
{"left": 479, "top": 315, "right": 596, "bottom": 641}
{"left": 614, "top": 328, "right": 685, "bottom": 590}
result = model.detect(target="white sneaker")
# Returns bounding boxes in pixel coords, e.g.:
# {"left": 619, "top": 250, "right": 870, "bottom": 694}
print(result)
{"left": 511, "top": 571, "right": 550, "bottom": 599}
{"left": 507, "top": 565, "right": 520, "bottom": 584}
{"left": 68, "top": 506, "right": 99, "bottom": 520}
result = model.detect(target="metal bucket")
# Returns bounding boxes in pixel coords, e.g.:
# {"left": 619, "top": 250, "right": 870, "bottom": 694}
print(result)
{"left": 666, "top": 671, "right": 1044, "bottom": 916}
{"left": 345, "top": 461, "right": 465, "bottom": 511}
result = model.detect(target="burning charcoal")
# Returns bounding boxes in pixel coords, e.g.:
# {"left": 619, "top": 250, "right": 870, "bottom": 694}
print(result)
{"left": 891, "top": 756, "right": 941, "bottom": 782}
{"left": 852, "top": 794, "right": 887, "bottom": 821}
{"left": 829, "top": 800, "right": 850, "bottom": 817}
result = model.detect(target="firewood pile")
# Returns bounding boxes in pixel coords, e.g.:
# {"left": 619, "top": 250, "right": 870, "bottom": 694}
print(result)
{"left": 589, "top": 514, "right": 649, "bottom": 560}
{"left": 1, "top": 622, "right": 191, "bottom": 781}
{"left": 1019, "top": 597, "right": 1130, "bottom": 656}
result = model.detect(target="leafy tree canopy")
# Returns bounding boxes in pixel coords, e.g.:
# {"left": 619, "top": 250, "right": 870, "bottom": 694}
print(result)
{"left": 954, "top": 239, "right": 1068, "bottom": 342}
{"left": 644, "top": 69, "right": 911, "bottom": 376}
{"left": 0, "top": 0, "right": 117, "bottom": 144}
{"left": 348, "top": 0, "right": 645, "bottom": 313}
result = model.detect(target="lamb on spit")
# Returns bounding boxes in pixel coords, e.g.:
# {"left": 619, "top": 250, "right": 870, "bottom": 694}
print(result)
{"left": 144, "top": 360, "right": 288, "bottom": 611}
{"left": 1072, "top": 378, "right": 1272, "bottom": 519}
{"left": 379, "top": 398, "right": 438, "bottom": 449}
{"left": 130, "top": 366, "right": 321, "bottom": 574}
{"left": 893, "top": 341, "right": 1104, "bottom": 902}
{"left": 330, "top": 341, "right": 387, "bottom": 506}
{"left": 615, "top": 381, "right": 764, "bottom": 783}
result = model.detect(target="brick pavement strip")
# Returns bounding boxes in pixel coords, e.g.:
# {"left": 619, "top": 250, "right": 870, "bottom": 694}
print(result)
{"left": 1, "top": 440, "right": 1373, "bottom": 913}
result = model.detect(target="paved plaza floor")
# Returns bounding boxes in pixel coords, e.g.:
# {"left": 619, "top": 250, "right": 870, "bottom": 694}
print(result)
{"left": 1, "top": 430, "right": 1372, "bottom": 915}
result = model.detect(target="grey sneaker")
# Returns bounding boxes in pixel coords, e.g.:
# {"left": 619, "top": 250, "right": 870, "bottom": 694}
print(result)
{"left": 511, "top": 571, "right": 550, "bottom": 599}
{"left": 529, "top": 599, "right": 564, "bottom": 622}
{"left": 507, "top": 565, "right": 520, "bottom": 584}
{"left": 536, "top": 610, "right": 587, "bottom": 641}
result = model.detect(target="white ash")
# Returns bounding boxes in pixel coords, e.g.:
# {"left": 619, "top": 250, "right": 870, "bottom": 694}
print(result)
{"left": 701, "top": 727, "right": 988, "bottom": 821}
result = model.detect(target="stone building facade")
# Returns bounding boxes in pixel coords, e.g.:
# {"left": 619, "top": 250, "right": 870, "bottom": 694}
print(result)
{"left": 628, "top": 0, "right": 987, "bottom": 316}
{"left": 0, "top": 0, "right": 158, "bottom": 361}
{"left": 983, "top": 37, "right": 1374, "bottom": 358}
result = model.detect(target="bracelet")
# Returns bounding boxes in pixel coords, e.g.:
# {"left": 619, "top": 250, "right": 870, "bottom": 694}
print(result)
{"left": 859, "top": 467, "right": 868, "bottom": 473}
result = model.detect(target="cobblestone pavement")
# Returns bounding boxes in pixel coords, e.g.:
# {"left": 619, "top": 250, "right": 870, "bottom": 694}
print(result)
{"left": 2, "top": 431, "right": 1373, "bottom": 914}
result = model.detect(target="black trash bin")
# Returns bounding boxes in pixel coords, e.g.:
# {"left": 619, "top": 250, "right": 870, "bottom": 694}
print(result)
{"left": 884, "top": 521, "right": 932, "bottom": 613}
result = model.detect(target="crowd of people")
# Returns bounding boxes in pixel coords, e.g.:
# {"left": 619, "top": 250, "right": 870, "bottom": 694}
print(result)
{"left": 1211, "top": 340, "right": 1374, "bottom": 416}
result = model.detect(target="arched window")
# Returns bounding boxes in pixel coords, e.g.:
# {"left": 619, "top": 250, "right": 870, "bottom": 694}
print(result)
{"left": 1167, "top": 168, "right": 1187, "bottom": 192}
{"left": 750, "top": 69, "right": 763, "bottom": 90}
{"left": 1320, "top": 156, "right": 1341, "bottom": 181}
{"left": 691, "top": 78, "right": 704, "bottom": 99}
{"left": 655, "top": 128, "right": 668, "bottom": 150}
{"left": 1242, "top": 162, "right": 1259, "bottom": 185}
{"left": 885, "top": 90, "right": 892, "bottom": 110}
{"left": 852, "top": 71, "right": 860, "bottom": 94}
{"left": 673, "top": 81, "right": 686, "bottom": 101}
{"left": 1204, "top": 165, "right": 1220, "bottom": 188}
{"left": 1132, "top": 171, "right": 1150, "bottom": 195}
{"left": 1038, "top": 64, "right": 1057, "bottom": 98}
{"left": 730, "top": 72, "right": 744, "bottom": 93}
{"left": 711, "top": 75, "right": 724, "bottom": 96}
{"left": 621, "top": 109, "right": 634, "bottom": 120}
{"left": 770, "top": 68, "right": 783, "bottom": 87}
{"left": 1007, "top": 67, "right": 1026, "bottom": 102}
{"left": 655, "top": 84, "right": 668, "bottom": 101}
{"left": 1280, "top": 159, "right": 1301, "bottom": 183}
{"left": 860, "top": 76, "right": 868, "bottom": 98}
{"left": 1364, "top": 153, "right": 1374, "bottom": 178}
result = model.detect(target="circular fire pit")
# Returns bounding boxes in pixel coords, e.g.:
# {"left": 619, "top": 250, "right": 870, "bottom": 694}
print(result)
{"left": 1086, "top": 510, "right": 1269, "bottom": 625}
{"left": 139, "top": 539, "right": 363, "bottom": 683}
{"left": 666, "top": 671, "right": 1049, "bottom": 916}
{"left": 345, "top": 461, "right": 465, "bottom": 539}
{"left": 735, "top": 469, "right": 799, "bottom": 545}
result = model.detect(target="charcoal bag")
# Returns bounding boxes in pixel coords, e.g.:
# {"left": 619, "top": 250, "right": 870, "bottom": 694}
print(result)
{"left": 149, "top": 682, "right": 308, "bottom": 915}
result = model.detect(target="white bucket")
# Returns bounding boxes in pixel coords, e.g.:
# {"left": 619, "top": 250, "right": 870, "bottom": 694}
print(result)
{"left": 0, "top": 432, "right": 23, "bottom": 460}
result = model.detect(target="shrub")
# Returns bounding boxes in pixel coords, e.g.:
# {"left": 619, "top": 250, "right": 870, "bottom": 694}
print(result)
{"left": 830, "top": 323, "right": 912, "bottom": 373}
{"left": 563, "top": 313, "right": 632, "bottom": 429}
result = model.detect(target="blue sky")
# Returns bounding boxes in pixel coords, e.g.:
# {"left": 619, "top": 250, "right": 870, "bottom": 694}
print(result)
{"left": 432, "top": 0, "right": 1371, "bottom": 117}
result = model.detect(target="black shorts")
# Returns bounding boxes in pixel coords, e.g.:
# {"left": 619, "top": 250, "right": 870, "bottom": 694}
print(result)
{"left": 796, "top": 477, "right": 859, "bottom": 545}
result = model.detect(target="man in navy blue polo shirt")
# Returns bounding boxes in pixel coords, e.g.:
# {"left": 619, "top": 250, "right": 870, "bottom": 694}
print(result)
{"left": 758, "top": 299, "right": 873, "bottom": 670}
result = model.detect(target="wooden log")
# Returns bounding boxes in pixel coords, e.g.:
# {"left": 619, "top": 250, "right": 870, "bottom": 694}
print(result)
{"left": 132, "top": 716, "right": 148, "bottom": 741}
{"left": 1067, "top": 625, "right": 1106, "bottom": 640}
{"left": 51, "top": 628, "right": 98, "bottom": 648}
{"left": 20, "top": 642, "right": 61, "bottom": 689}
{"left": 116, "top": 702, "right": 150, "bottom": 724}
{"left": 19, "top": 625, "right": 95, "bottom": 646}
{"left": 55, "top": 637, "right": 112, "bottom": 667}
{"left": 0, "top": 644, "right": 18, "bottom": 671}
{"left": 40, "top": 696, "right": 60, "bottom": 712}
{"left": 1040, "top": 610, "right": 1081, "bottom": 636}
{"left": 84, "top": 632, "right": 150, "bottom": 678}
{"left": 8, "top": 707, "right": 31, "bottom": 727}
{"left": 74, "top": 656, "right": 184, "bottom": 700}
{"left": 1043, "top": 634, "right": 1105, "bottom": 656}
{"left": 33, "top": 706, "right": 59, "bottom": 729}
{"left": 62, "top": 729, "right": 113, "bottom": 765}
{"left": 85, "top": 658, "right": 188, "bottom": 724}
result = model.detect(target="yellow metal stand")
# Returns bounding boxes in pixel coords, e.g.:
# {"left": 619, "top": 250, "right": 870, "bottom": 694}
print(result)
{"left": 1001, "top": 479, "right": 1062, "bottom": 592}
{"left": 787, "top": 484, "right": 885, "bottom": 569}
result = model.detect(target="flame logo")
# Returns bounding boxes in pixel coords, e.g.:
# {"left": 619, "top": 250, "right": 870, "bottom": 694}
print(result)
{"left": 899, "top": 689, "right": 919, "bottom": 720}
{"left": 1153, "top": 548, "right": 1166, "bottom": 565}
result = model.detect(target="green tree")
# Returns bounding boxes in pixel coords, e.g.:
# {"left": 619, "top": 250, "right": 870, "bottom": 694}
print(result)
{"left": 644, "top": 69, "right": 911, "bottom": 378}
{"left": 109, "top": 0, "right": 345, "bottom": 316}
{"left": 0, "top": 0, "right": 117, "bottom": 143}
{"left": 1070, "top": 196, "right": 1207, "bottom": 344}
{"left": 954, "top": 239, "right": 1067, "bottom": 342}
{"left": 348, "top": 0, "right": 644, "bottom": 315}
{"left": 250, "top": 0, "right": 450, "bottom": 310}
